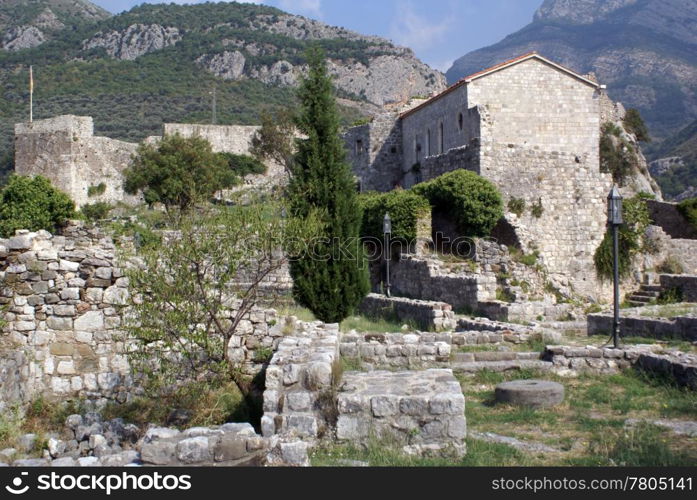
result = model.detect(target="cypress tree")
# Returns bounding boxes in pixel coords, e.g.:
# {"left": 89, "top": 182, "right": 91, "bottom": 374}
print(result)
{"left": 288, "top": 48, "right": 369, "bottom": 323}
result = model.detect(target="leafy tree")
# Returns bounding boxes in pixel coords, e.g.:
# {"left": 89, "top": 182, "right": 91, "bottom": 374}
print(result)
{"left": 678, "top": 197, "right": 697, "bottom": 231}
{"left": 358, "top": 190, "right": 431, "bottom": 244}
{"left": 0, "top": 175, "right": 75, "bottom": 237}
{"left": 219, "top": 153, "right": 267, "bottom": 177}
{"left": 624, "top": 108, "right": 651, "bottom": 143}
{"left": 287, "top": 48, "right": 370, "bottom": 323}
{"left": 123, "top": 133, "right": 238, "bottom": 211}
{"left": 413, "top": 169, "right": 503, "bottom": 237}
{"left": 125, "top": 204, "right": 321, "bottom": 396}
{"left": 250, "top": 109, "right": 297, "bottom": 174}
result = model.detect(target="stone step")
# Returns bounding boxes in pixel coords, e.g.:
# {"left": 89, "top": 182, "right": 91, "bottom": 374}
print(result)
{"left": 627, "top": 295, "right": 653, "bottom": 303}
{"left": 627, "top": 299, "right": 649, "bottom": 307}
{"left": 640, "top": 285, "right": 663, "bottom": 293}
{"left": 452, "top": 351, "right": 542, "bottom": 363}
{"left": 631, "top": 291, "right": 660, "bottom": 299}
{"left": 452, "top": 359, "right": 553, "bottom": 374}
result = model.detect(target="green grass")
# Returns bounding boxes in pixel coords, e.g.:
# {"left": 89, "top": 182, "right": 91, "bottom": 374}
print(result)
{"left": 277, "top": 305, "right": 317, "bottom": 322}
{"left": 310, "top": 436, "right": 529, "bottom": 467}
{"left": 639, "top": 303, "right": 696, "bottom": 319}
{"left": 340, "top": 315, "right": 413, "bottom": 333}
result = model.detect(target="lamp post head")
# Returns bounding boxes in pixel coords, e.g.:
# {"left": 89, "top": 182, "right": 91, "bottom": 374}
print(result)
{"left": 383, "top": 212, "right": 392, "bottom": 235}
{"left": 607, "top": 185, "right": 623, "bottom": 225}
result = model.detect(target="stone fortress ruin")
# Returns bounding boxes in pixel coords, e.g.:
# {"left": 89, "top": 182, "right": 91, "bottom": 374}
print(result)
{"left": 3, "top": 52, "right": 697, "bottom": 467}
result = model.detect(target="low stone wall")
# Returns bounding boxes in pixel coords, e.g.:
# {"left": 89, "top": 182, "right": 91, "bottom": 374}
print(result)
{"left": 587, "top": 311, "right": 697, "bottom": 341}
{"left": 358, "top": 293, "right": 455, "bottom": 331}
{"left": 336, "top": 369, "right": 466, "bottom": 456}
{"left": 545, "top": 345, "right": 696, "bottom": 389}
{"left": 261, "top": 320, "right": 340, "bottom": 441}
{"left": 390, "top": 254, "right": 496, "bottom": 312}
{"left": 660, "top": 274, "right": 697, "bottom": 302}
{"left": 636, "top": 351, "right": 697, "bottom": 390}
{"left": 477, "top": 300, "right": 572, "bottom": 323}
{"left": 340, "top": 331, "right": 453, "bottom": 369}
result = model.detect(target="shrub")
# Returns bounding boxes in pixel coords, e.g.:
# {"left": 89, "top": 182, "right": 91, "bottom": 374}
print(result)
{"left": 413, "top": 169, "right": 503, "bottom": 238}
{"left": 87, "top": 182, "right": 107, "bottom": 197}
{"left": 530, "top": 198, "right": 544, "bottom": 218}
{"left": 81, "top": 202, "right": 112, "bottom": 221}
{"left": 677, "top": 197, "right": 697, "bottom": 231}
{"left": 657, "top": 287, "right": 683, "bottom": 305}
{"left": 219, "top": 153, "right": 267, "bottom": 177}
{"left": 656, "top": 256, "right": 684, "bottom": 275}
{"left": 623, "top": 108, "right": 651, "bottom": 143}
{"left": 0, "top": 175, "right": 75, "bottom": 237}
{"left": 358, "top": 190, "right": 430, "bottom": 244}
{"left": 600, "top": 123, "right": 636, "bottom": 186}
{"left": 594, "top": 195, "right": 651, "bottom": 280}
{"left": 124, "top": 133, "right": 238, "bottom": 211}
{"left": 507, "top": 197, "right": 525, "bottom": 216}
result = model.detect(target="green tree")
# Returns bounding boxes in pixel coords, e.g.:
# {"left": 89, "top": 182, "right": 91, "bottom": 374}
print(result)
{"left": 125, "top": 204, "right": 321, "bottom": 395}
{"left": 124, "top": 133, "right": 238, "bottom": 211}
{"left": 623, "top": 108, "right": 651, "bottom": 143}
{"left": 287, "top": 48, "right": 369, "bottom": 323}
{"left": 0, "top": 175, "right": 75, "bottom": 237}
{"left": 250, "top": 109, "right": 297, "bottom": 174}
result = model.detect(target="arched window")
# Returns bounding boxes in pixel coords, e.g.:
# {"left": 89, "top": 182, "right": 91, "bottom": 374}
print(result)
{"left": 427, "top": 129, "right": 431, "bottom": 156}
{"left": 439, "top": 122, "right": 444, "bottom": 154}
{"left": 457, "top": 112, "right": 463, "bottom": 131}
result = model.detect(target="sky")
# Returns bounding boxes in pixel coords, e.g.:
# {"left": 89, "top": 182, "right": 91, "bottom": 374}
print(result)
{"left": 91, "top": 0, "right": 543, "bottom": 72}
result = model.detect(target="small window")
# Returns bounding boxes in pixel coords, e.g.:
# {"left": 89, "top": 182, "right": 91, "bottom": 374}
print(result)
{"left": 390, "top": 146, "right": 397, "bottom": 154}
{"left": 457, "top": 112, "right": 463, "bottom": 131}
{"left": 355, "top": 139, "right": 364, "bottom": 155}
{"left": 427, "top": 129, "right": 431, "bottom": 156}
{"left": 439, "top": 122, "right": 444, "bottom": 154}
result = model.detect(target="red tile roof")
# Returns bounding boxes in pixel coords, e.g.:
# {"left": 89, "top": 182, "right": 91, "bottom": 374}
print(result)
{"left": 400, "top": 52, "right": 601, "bottom": 119}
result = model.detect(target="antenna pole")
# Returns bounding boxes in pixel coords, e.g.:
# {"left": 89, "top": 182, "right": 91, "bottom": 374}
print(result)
{"left": 29, "top": 65, "right": 33, "bottom": 123}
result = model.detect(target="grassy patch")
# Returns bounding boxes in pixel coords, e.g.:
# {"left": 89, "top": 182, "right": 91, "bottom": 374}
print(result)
{"left": 340, "top": 315, "right": 412, "bottom": 333}
{"left": 277, "top": 305, "right": 317, "bottom": 322}
{"left": 102, "top": 378, "right": 252, "bottom": 429}
{"left": 310, "top": 436, "right": 528, "bottom": 467}
{"left": 458, "top": 367, "right": 697, "bottom": 466}
{"left": 639, "top": 303, "right": 696, "bottom": 319}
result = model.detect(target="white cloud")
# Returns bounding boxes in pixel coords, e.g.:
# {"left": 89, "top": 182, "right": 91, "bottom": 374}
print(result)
{"left": 389, "top": 2, "right": 452, "bottom": 52}
{"left": 277, "top": 0, "right": 322, "bottom": 18}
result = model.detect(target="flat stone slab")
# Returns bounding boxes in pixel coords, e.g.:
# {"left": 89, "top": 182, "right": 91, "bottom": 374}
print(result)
{"left": 336, "top": 369, "right": 466, "bottom": 456}
{"left": 495, "top": 379, "right": 564, "bottom": 409}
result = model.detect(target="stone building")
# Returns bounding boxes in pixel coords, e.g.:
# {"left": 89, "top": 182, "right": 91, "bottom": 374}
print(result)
{"left": 345, "top": 52, "right": 614, "bottom": 299}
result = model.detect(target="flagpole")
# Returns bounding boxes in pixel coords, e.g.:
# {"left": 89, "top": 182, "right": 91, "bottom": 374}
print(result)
{"left": 29, "top": 65, "right": 33, "bottom": 123}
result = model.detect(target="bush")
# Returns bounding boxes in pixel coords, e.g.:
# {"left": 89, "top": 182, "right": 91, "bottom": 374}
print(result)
{"left": 677, "top": 197, "right": 697, "bottom": 231}
{"left": 81, "top": 202, "right": 112, "bottom": 221}
{"left": 594, "top": 195, "right": 651, "bottom": 280}
{"left": 87, "top": 182, "right": 107, "bottom": 198}
{"left": 507, "top": 197, "right": 525, "bottom": 216}
{"left": 358, "top": 190, "right": 431, "bottom": 244}
{"left": 623, "top": 108, "right": 651, "bottom": 143}
{"left": 124, "top": 134, "right": 238, "bottom": 211}
{"left": 600, "top": 123, "right": 636, "bottom": 186}
{"left": 656, "top": 256, "right": 684, "bottom": 275}
{"left": 530, "top": 198, "right": 544, "bottom": 218}
{"left": 219, "top": 153, "right": 267, "bottom": 177}
{"left": 413, "top": 169, "right": 503, "bottom": 237}
{"left": 0, "top": 175, "right": 75, "bottom": 237}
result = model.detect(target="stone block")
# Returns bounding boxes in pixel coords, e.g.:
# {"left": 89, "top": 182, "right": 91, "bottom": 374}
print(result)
{"left": 176, "top": 437, "right": 212, "bottom": 464}
{"left": 140, "top": 441, "right": 176, "bottom": 465}
{"left": 213, "top": 434, "right": 248, "bottom": 462}
{"left": 74, "top": 310, "right": 104, "bottom": 331}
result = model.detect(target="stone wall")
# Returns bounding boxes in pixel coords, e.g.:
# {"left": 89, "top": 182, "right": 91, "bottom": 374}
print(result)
{"left": 358, "top": 293, "right": 456, "bottom": 331}
{"left": 660, "top": 274, "right": 697, "bottom": 302}
{"left": 389, "top": 254, "right": 496, "bottom": 312}
{"left": 344, "top": 111, "right": 404, "bottom": 192}
{"left": 13, "top": 116, "right": 287, "bottom": 208}
{"left": 0, "top": 223, "right": 282, "bottom": 408}
{"left": 587, "top": 310, "right": 697, "bottom": 341}
{"left": 646, "top": 200, "right": 697, "bottom": 240}
{"left": 14, "top": 116, "right": 140, "bottom": 208}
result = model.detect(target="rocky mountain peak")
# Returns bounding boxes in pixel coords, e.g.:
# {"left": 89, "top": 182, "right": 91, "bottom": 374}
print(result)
{"left": 533, "top": 0, "right": 641, "bottom": 24}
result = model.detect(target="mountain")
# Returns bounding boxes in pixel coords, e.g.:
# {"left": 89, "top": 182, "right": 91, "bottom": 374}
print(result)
{"left": 446, "top": 0, "right": 697, "bottom": 144}
{"left": 0, "top": 0, "right": 446, "bottom": 179}
{"left": 648, "top": 119, "right": 697, "bottom": 200}
{"left": 1, "top": 0, "right": 111, "bottom": 51}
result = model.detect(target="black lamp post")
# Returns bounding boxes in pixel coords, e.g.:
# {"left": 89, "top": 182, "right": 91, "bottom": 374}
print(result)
{"left": 607, "top": 185, "right": 623, "bottom": 349}
{"left": 383, "top": 212, "right": 392, "bottom": 297}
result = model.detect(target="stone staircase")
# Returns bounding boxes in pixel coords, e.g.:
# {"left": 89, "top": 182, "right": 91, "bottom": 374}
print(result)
{"left": 450, "top": 350, "right": 553, "bottom": 374}
{"left": 627, "top": 274, "right": 664, "bottom": 307}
